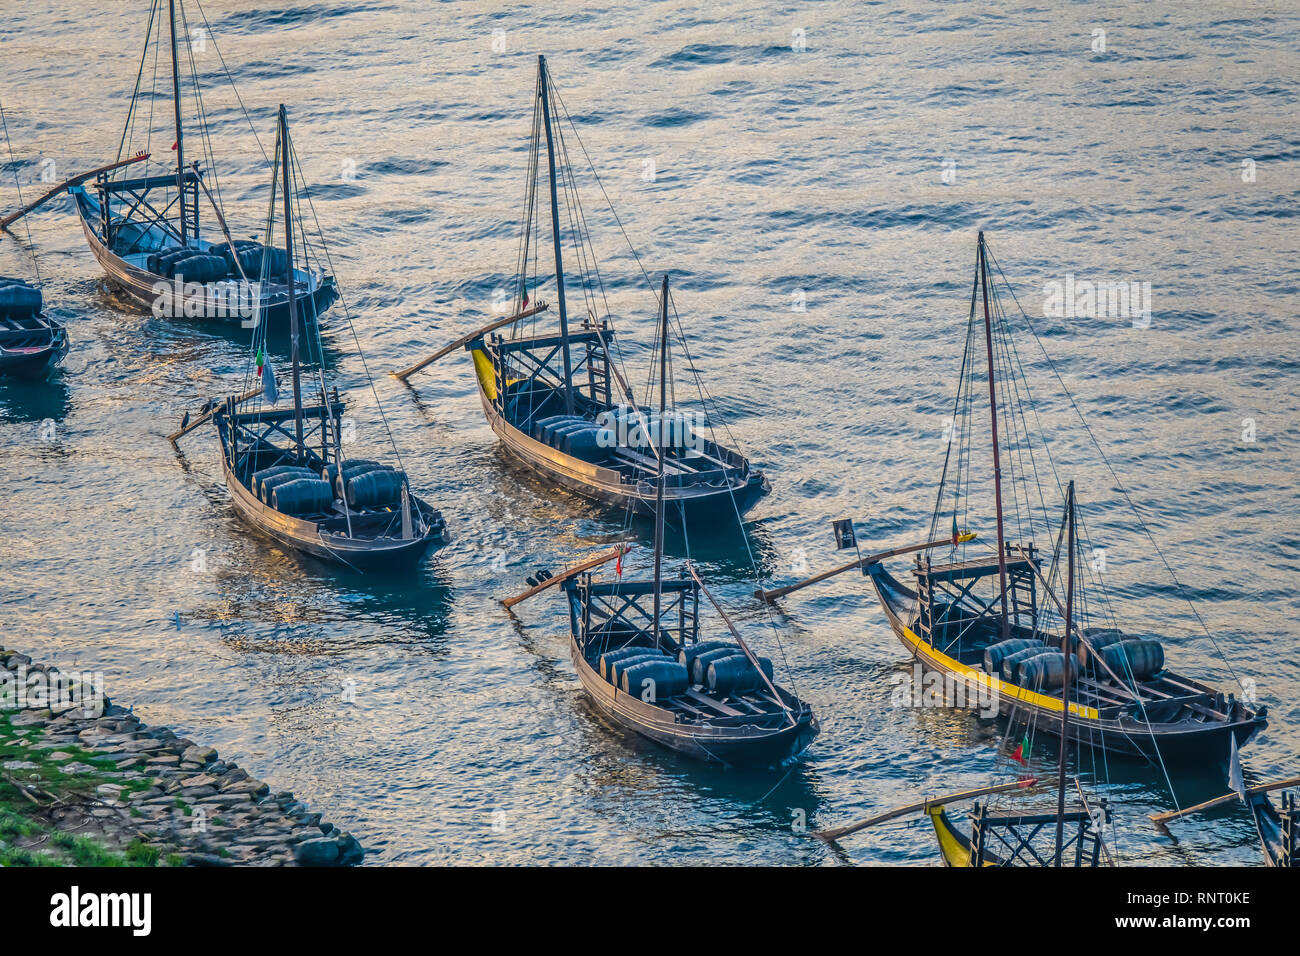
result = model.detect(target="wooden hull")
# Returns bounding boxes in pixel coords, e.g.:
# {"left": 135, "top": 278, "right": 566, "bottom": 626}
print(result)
{"left": 479, "top": 386, "right": 769, "bottom": 525}
{"left": 568, "top": 635, "right": 818, "bottom": 767}
{"left": 72, "top": 187, "right": 337, "bottom": 328}
{"left": 867, "top": 563, "right": 1267, "bottom": 763}
{"left": 223, "top": 457, "right": 445, "bottom": 570}
{"left": 1248, "top": 792, "right": 1295, "bottom": 867}
{"left": 927, "top": 805, "right": 997, "bottom": 867}
{"left": 0, "top": 314, "right": 67, "bottom": 378}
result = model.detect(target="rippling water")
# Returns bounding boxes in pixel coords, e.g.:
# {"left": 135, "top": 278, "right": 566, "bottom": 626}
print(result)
{"left": 1, "top": 1, "right": 1298, "bottom": 865}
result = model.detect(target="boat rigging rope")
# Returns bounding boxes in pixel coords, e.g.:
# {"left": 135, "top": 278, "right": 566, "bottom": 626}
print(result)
{"left": 520, "top": 70, "right": 799, "bottom": 699}
{"left": 116, "top": 0, "right": 266, "bottom": 235}
{"left": 0, "top": 104, "right": 42, "bottom": 284}
{"left": 549, "top": 85, "right": 626, "bottom": 362}
{"left": 177, "top": 0, "right": 224, "bottom": 216}
{"left": 974, "top": 241, "right": 1181, "bottom": 807}
{"left": 921, "top": 238, "right": 1183, "bottom": 823}
{"left": 985, "top": 244, "right": 1243, "bottom": 691}
{"left": 239, "top": 131, "right": 280, "bottom": 417}
{"left": 116, "top": 0, "right": 160, "bottom": 168}
{"left": 927, "top": 252, "right": 979, "bottom": 549}
{"left": 287, "top": 132, "right": 409, "bottom": 473}
{"left": 190, "top": 0, "right": 272, "bottom": 165}
{"left": 512, "top": 73, "right": 541, "bottom": 322}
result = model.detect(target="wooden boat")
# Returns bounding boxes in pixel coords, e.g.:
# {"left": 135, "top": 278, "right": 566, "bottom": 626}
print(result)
{"left": 1247, "top": 789, "right": 1297, "bottom": 867}
{"left": 816, "top": 484, "right": 1111, "bottom": 867}
{"left": 553, "top": 277, "right": 816, "bottom": 767}
{"left": 1147, "top": 748, "right": 1299, "bottom": 866}
{"left": 451, "top": 56, "right": 769, "bottom": 526}
{"left": 864, "top": 232, "right": 1264, "bottom": 763}
{"left": 212, "top": 392, "right": 445, "bottom": 569}
{"left": 0, "top": 111, "right": 68, "bottom": 378}
{"left": 925, "top": 800, "right": 1107, "bottom": 867}
{"left": 0, "top": 277, "right": 66, "bottom": 378}
{"left": 561, "top": 575, "right": 819, "bottom": 766}
{"left": 177, "top": 106, "right": 444, "bottom": 570}
{"left": 869, "top": 562, "right": 1263, "bottom": 762}
{"left": 69, "top": 0, "right": 335, "bottom": 327}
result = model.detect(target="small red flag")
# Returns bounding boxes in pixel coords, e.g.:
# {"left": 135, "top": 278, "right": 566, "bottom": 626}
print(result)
{"left": 171, "top": 140, "right": 178, "bottom": 151}
{"left": 615, "top": 548, "right": 623, "bottom": 577}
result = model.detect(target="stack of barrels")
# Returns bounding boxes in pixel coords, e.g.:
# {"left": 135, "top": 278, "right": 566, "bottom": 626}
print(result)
{"left": 251, "top": 464, "right": 333, "bottom": 517}
{"left": 982, "top": 628, "right": 1166, "bottom": 691}
{"left": 322, "top": 459, "right": 407, "bottom": 510}
{"left": 0, "top": 277, "right": 43, "bottom": 317}
{"left": 146, "top": 246, "right": 229, "bottom": 283}
{"left": 597, "top": 646, "right": 689, "bottom": 701}
{"left": 209, "top": 240, "right": 288, "bottom": 280}
{"left": 679, "top": 641, "right": 774, "bottom": 697}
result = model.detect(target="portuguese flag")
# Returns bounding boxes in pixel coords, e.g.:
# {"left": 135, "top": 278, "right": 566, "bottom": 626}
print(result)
{"left": 255, "top": 346, "right": 265, "bottom": 378}
{"left": 951, "top": 514, "right": 960, "bottom": 547}
{"left": 1011, "top": 734, "right": 1030, "bottom": 765}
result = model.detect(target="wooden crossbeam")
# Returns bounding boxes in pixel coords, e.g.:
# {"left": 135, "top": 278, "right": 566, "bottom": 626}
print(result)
{"left": 1, "top": 153, "right": 149, "bottom": 232}
{"left": 500, "top": 544, "right": 630, "bottom": 609}
{"left": 755, "top": 532, "right": 977, "bottom": 603}
{"left": 1150, "top": 776, "right": 1300, "bottom": 824}
{"left": 391, "top": 302, "right": 550, "bottom": 381}
{"left": 814, "top": 778, "right": 1041, "bottom": 842}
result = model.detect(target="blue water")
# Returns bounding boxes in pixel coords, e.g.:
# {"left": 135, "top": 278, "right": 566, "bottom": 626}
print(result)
{"left": 1, "top": 0, "right": 1298, "bottom": 864}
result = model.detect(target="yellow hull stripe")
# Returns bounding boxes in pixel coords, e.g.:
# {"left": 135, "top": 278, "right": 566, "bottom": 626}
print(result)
{"left": 901, "top": 623, "right": 1099, "bottom": 720}
{"left": 927, "top": 806, "right": 988, "bottom": 867}
{"left": 471, "top": 348, "right": 497, "bottom": 402}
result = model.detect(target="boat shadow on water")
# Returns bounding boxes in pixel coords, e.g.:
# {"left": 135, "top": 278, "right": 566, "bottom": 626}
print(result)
{"left": 202, "top": 536, "right": 457, "bottom": 642}
{"left": 91, "top": 277, "right": 346, "bottom": 368}
{"left": 489, "top": 443, "right": 782, "bottom": 576}
{"left": 0, "top": 374, "right": 70, "bottom": 425}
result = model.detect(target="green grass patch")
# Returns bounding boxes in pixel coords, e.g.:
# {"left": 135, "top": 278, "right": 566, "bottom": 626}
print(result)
{"left": 0, "top": 708, "right": 168, "bottom": 867}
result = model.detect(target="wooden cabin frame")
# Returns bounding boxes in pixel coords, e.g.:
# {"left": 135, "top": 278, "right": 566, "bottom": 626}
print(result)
{"left": 968, "top": 800, "right": 1108, "bottom": 867}
{"left": 95, "top": 169, "right": 201, "bottom": 255}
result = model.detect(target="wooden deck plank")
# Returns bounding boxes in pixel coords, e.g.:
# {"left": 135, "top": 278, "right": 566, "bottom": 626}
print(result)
{"left": 683, "top": 687, "right": 744, "bottom": 718}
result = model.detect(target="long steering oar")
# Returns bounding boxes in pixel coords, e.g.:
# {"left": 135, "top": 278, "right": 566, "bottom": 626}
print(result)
{"left": 815, "top": 778, "right": 1041, "bottom": 843}
{"left": 168, "top": 387, "right": 261, "bottom": 446}
{"left": 392, "top": 302, "right": 550, "bottom": 383}
{"left": 1, "top": 152, "right": 149, "bottom": 233}
{"left": 1149, "top": 776, "right": 1300, "bottom": 825}
{"left": 501, "top": 544, "right": 630, "bottom": 609}
{"left": 755, "top": 532, "right": 976, "bottom": 603}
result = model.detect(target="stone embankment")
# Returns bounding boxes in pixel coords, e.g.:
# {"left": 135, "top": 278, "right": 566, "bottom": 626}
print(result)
{"left": 0, "top": 646, "right": 362, "bottom": 866}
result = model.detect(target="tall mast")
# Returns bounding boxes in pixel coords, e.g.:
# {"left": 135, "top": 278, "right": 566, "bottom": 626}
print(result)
{"left": 168, "top": 0, "right": 187, "bottom": 244}
{"left": 979, "top": 231, "right": 1010, "bottom": 641}
{"left": 1055, "top": 480, "right": 1076, "bottom": 866}
{"left": 537, "top": 56, "right": 575, "bottom": 414}
{"left": 651, "top": 274, "right": 669, "bottom": 644}
{"left": 279, "top": 104, "right": 304, "bottom": 458}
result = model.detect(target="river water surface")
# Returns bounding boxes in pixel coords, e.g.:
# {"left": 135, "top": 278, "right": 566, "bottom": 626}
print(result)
{"left": 1, "top": 0, "right": 1298, "bottom": 864}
